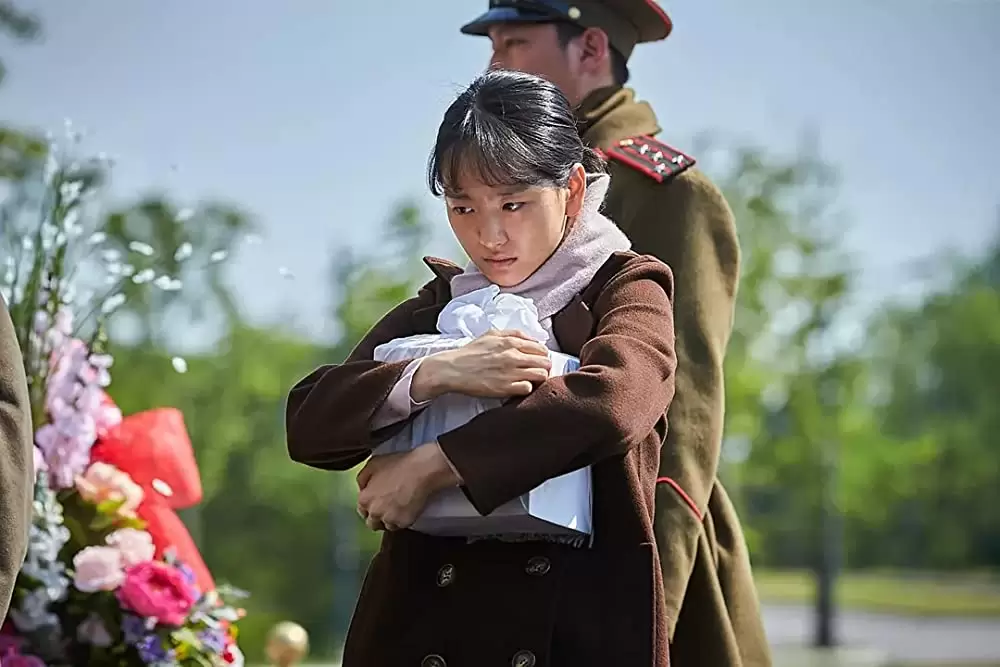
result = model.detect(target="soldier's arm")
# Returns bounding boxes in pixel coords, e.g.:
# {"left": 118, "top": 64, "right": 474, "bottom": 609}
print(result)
{"left": 631, "top": 169, "right": 740, "bottom": 636}
{"left": 0, "top": 298, "right": 33, "bottom": 619}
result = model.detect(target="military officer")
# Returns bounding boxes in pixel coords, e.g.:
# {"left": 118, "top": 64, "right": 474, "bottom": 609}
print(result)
{"left": 1, "top": 295, "right": 32, "bottom": 622}
{"left": 460, "top": 1, "right": 772, "bottom": 664}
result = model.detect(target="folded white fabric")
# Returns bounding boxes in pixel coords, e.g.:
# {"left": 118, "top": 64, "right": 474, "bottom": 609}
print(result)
{"left": 372, "top": 285, "right": 592, "bottom": 540}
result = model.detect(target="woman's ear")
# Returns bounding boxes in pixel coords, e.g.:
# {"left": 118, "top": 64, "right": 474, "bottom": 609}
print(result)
{"left": 565, "top": 163, "right": 587, "bottom": 219}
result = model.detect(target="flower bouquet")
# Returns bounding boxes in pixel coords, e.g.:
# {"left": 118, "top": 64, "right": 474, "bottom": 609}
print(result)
{"left": 1, "top": 127, "right": 247, "bottom": 666}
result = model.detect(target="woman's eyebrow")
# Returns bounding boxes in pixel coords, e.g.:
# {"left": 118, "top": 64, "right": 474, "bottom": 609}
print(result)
{"left": 497, "top": 185, "right": 528, "bottom": 196}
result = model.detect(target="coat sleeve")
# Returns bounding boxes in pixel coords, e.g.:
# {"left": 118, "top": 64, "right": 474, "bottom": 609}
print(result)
{"left": 630, "top": 168, "right": 740, "bottom": 636}
{"left": 437, "top": 258, "right": 676, "bottom": 516}
{"left": 284, "top": 279, "right": 440, "bottom": 471}
{"left": 0, "top": 297, "right": 33, "bottom": 620}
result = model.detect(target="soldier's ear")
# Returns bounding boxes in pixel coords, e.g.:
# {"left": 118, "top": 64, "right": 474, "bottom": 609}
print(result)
{"left": 578, "top": 27, "right": 611, "bottom": 70}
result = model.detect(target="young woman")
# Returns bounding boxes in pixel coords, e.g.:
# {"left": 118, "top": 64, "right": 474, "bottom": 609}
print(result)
{"left": 286, "top": 69, "right": 677, "bottom": 667}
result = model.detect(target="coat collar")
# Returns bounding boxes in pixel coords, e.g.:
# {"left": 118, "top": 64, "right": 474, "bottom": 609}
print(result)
{"left": 577, "top": 86, "right": 662, "bottom": 150}
{"left": 422, "top": 256, "right": 464, "bottom": 282}
{"left": 413, "top": 254, "right": 629, "bottom": 357}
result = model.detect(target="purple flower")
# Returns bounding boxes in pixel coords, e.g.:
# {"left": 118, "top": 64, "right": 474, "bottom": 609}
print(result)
{"left": 121, "top": 614, "right": 145, "bottom": 645}
{"left": 135, "top": 634, "right": 173, "bottom": 664}
{"left": 34, "top": 336, "right": 121, "bottom": 488}
{"left": 198, "top": 628, "right": 226, "bottom": 653}
{"left": 176, "top": 564, "right": 196, "bottom": 587}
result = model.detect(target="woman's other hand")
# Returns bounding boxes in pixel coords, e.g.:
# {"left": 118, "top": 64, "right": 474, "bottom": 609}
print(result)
{"left": 412, "top": 329, "right": 551, "bottom": 401}
{"left": 356, "top": 443, "right": 460, "bottom": 531}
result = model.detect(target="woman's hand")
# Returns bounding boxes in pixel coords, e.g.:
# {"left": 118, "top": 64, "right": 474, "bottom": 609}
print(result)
{"left": 412, "top": 329, "right": 552, "bottom": 401}
{"left": 356, "top": 443, "right": 460, "bottom": 531}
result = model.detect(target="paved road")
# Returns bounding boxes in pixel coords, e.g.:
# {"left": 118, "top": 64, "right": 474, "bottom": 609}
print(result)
{"left": 763, "top": 603, "right": 1000, "bottom": 663}
{"left": 288, "top": 605, "right": 1000, "bottom": 666}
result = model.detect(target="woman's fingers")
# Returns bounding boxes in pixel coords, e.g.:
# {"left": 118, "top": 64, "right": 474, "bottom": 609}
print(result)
{"left": 491, "top": 329, "right": 550, "bottom": 357}
{"left": 356, "top": 463, "right": 375, "bottom": 489}
{"left": 508, "top": 380, "right": 534, "bottom": 396}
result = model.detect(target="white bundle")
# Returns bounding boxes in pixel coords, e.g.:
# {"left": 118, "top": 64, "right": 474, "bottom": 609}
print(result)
{"left": 372, "top": 285, "right": 591, "bottom": 539}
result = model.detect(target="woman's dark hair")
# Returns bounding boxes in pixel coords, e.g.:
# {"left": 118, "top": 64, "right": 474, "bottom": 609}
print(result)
{"left": 428, "top": 69, "right": 605, "bottom": 197}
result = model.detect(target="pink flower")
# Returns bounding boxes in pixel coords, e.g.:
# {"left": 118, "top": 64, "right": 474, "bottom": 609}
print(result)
{"left": 75, "top": 462, "right": 144, "bottom": 517}
{"left": 0, "top": 648, "right": 46, "bottom": 667}
{"left": 116, "top": 561, "right": 198, "bottom": 626}
{"left": 105, "top": 528, "right": 155, "bottom": 567}
{"left": 0, "top": 631, "right": 25, "bottom": 653}
{"left": 73, "top": 546, "right": 125, "bottom": 592}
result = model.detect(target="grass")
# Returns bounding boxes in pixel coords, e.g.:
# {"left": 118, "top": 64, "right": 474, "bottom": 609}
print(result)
{"left": 755, "top": 569, "right": 1000, "bottom": 617}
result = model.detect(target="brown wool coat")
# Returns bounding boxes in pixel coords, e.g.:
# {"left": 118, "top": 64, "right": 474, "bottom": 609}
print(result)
{"left": 578, "top": 87, "right": 772, "bottom": 666}
{"left": 1, "top": 296, "right": 33, "bottom": 621}
{"left": 287, "top": 253, "right": 676, "bottom": 667}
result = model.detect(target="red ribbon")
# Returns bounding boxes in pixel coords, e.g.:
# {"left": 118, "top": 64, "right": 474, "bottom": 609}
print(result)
{"left": 90, "top": 406, "right": 215, "bottom": 593}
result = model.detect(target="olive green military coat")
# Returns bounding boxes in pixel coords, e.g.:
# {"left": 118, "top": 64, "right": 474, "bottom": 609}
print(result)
{"left": 288, "top": 253, "right": 677, "bottom": 666}
{"left": 1, "top": 296, "right": 33, "bottom": 621}
{"left": 578, "top": 87, "right": 772, "bottom": 667}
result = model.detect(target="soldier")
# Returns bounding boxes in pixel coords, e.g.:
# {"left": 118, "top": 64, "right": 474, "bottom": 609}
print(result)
{"left": 1, "top": 295, "right": 32, "bottom": 621}
{"left": 460, "top": 1, "right": 772, "bottom": 665}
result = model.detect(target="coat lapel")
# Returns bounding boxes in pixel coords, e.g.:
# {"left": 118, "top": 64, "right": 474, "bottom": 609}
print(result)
{"left": 411, "top": 257, "right": 463, "bottom": 333}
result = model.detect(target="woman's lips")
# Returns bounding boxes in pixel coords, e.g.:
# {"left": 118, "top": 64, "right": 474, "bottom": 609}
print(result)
{"left": 483, "top": 257, "right": 517, "bottom": 268}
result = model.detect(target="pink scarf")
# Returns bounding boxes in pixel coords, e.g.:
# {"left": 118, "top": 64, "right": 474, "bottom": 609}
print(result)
{"left": 449, "top": 173, "right": 631, "bottom": 343}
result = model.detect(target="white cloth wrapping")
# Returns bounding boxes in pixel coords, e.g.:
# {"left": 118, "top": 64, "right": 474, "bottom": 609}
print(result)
{"left": 372, "top": 285, "right": 592, "bottom": 540}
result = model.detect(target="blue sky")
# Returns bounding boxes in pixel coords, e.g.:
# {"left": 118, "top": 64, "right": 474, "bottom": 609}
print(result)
{"left": 3, "top": 0, "right": 998, "bottom": 346}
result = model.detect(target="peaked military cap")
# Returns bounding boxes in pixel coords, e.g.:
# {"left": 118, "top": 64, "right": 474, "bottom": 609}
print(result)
{"left": 461, "top": 0, "right": 672, "bottom": 60}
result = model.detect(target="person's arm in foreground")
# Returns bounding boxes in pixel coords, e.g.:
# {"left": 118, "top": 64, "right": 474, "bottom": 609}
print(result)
{"left": 0, "top": 297, "right": 33, "bottom": 620}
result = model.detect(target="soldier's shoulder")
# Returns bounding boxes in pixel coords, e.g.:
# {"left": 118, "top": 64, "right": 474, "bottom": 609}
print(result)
{"left": 599, "top": 135, "right": 696, "bottom": 184}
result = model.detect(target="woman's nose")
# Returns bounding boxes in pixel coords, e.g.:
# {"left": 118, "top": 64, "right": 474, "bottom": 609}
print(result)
{"left": 480, "top": 218, "right": 508, "bottom": 249}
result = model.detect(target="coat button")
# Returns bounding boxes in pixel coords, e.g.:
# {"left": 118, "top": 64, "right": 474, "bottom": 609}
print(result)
{"left": 525, "top": 556, "right": 551, "bottom": 576}
{"left": 421, "top": 655, "right": 446, "bottom": 667}
{"left": 436, "top": 564, "right": 455, "bottom": 587}
{"left": 511, "top": 650, "right": 536, "bottom": 667}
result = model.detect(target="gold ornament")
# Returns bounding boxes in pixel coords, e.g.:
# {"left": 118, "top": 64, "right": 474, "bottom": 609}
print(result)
{"left": 266, "top": 621, "right": 310, "bottom": 667}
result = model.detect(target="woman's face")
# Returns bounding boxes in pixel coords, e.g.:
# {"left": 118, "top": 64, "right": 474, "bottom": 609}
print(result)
{"left": 445, "top": 164, "right": 587, "bottom": 287}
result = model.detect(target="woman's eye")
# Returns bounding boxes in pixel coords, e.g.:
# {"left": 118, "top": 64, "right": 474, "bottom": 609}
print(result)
{"left": 451, "top": 206, "right": 473, "bottom": 215}
{"left": 503, "top": 202, "right": 524, "bottom": 212}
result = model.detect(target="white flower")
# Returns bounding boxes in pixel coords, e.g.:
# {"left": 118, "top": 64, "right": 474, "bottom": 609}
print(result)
{"left": 171, "top": 356, "right": 188, "bottom": 373}
{"left": 153, "top": 275, "right": 183, "bottom": 291}
{"left": 89, "top": 353, "right": 113, "bottom": 369}
{"left": 128, "top": 241, "right": 155, "bottom": 256}
{"left": 132, "top": 268, "right": 156, "bottom": 284}
{"left": 43, "top": 153, "right": 59, "bottom": 184}
{"left": 59, "top": 180, "right": 84, "bottom": 203}
{"left": 77, "top": 612, "right": 113, "bottom": 647}
{"left": 101, "top": 293, "right": 126, "bottom": 314}
{"left": 34, "top": 311, "right": 50, "bottom": 334}
{"left": 105, "top": 528, "right": 156, "bottom": 567}
{"left": 72, "top": 546, "right": 124, "bottom": 592}
{"left": 174, "top": 242, "right": 194, "bottom": 261}
{"left": 63, "top": 207, "right": 81, "bottom": 231}
{"left": 209, "top": 249, "right": 228, "bottom": 263}
{"left": 88, "top": 231, "right": 107, "bottom": 245}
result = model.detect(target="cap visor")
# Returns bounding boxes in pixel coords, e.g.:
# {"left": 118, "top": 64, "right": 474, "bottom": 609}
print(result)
{"left": 460, "top": 6, "right": 557, "bottom": 36}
